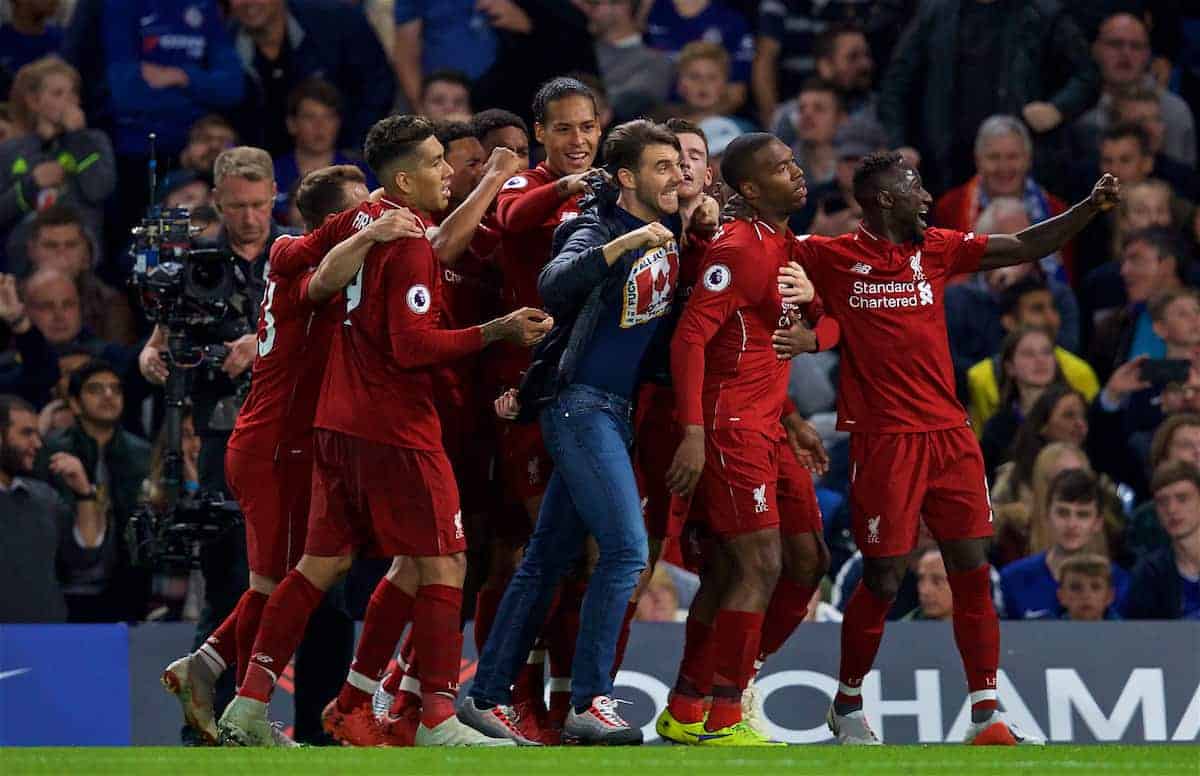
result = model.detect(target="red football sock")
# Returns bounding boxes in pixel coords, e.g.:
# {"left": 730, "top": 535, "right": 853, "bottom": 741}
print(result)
{"left": 197, "top": 593, "right": 241, "bottom": 676}
{"left": 758, "top": 579, "right": 816, "bottom": 659}
{"left": 947, "top": 565, "right": 1001, "bottom": 719}
{"left": 474, "top": 582, "right": 507, "bottom": 654}
{"left": 610, "top": 601, "right": 638, "bottom": 678}
{"left": 668, "top": 615, "right": 715, "bottom": 724}
{"left": 414, "top": 584, "right": 465, "bottom": 728}
{"left": 704, "top": 609, "right": 764, "bottom": 732}
{"left": 239, "top": 570, "right": 324, "bottom": 703}
{"left": 336, "top": 578, "right": 414, "bottom": 712}
{"left": 546, "top": 580, "right": 584, "bottom": 725}
{"left": 834, "top": 584, "right": 893, "bottom": 710}
{"left": 512, "top": 647, "right": 546, "bottom": 708}
{"left": 233, "top": 589, "right": 268, "bottom": 685}
{"left": 546, "top": 579, "right": 585, "bottom": 682}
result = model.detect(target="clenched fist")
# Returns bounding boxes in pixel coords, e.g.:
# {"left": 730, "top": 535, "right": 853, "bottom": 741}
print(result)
{"left": 777, "top": 261, "right": 815, "bottom": 305}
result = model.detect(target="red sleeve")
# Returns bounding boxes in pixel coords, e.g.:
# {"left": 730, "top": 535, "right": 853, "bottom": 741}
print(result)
{"left": 270, "top": 207, "right": 363, "bottom": 277}
{"left": 495, "top": 178, "right": 566, "bottom": 235}
{"left": 782, "top": 396, "right": 798, "bottom": 417}
{"left": 798, "top": 290, "right": 840, "bottom": 350}
{"left": 932, "top": 227, "right": 990, "bottom": 277}
{"left": 670, "top": 243, "right": 752, "bottom": 429}
{"left": 384, "top": 240, "right": 485, "bottom": 368}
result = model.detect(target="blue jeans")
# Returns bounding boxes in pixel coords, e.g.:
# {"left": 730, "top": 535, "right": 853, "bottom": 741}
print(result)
{"left": 469, "top": 384, "right": 649, "bottom": 708}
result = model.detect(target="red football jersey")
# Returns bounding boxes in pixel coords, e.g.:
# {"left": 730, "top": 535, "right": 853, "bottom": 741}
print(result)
{"left": 672, "top": 219, "right": 824, "bottom": 441}
{"left": 314, "top": 199, "right": 486, "bottom": 449}
{"left": 491, "top": 162, "right": 583, "bottom": 386}
{"left": 227, "top": 230, "right": 354, "bottom": 459}
{"left": 432, "top": 215, "right": 501, "bottom": 410}
{"left": 792, "top": 225, "right": 989, "bottom": 433}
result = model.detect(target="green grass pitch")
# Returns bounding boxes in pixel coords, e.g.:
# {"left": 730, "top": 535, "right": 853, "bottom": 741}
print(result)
{"left": 2, "top": 746, "right": 1198, "bottom": 776}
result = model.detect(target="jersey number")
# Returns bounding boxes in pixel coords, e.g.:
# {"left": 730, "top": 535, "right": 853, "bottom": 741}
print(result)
{"left": 344, "top": 266, "right": 364, "bottom": 323}
{"left": 258, "top": 280, "right": 277, "bottom": 357}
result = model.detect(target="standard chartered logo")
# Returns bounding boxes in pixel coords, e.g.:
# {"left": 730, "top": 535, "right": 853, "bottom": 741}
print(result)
{"left": 848, "top": 279, "right": 935, "bottom": 309}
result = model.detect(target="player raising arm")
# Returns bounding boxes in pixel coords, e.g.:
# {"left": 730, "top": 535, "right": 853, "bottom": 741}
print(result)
{"left": 776, "top": 152, "right": 1117, "bottom": 747}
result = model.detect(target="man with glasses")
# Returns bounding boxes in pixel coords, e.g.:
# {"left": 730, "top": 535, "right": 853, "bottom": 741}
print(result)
{"left": 34, "top": 359, "right": 151, "bottom": 622}
{"left": 1074, "top": 12, "right": 1196, "bottom": 170}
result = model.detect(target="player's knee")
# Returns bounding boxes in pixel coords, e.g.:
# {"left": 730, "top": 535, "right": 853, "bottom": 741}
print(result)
{"left": 297, "top": 554, "right": 351, "bottom": 590}
{"left": 248, "top": 572, "right": 278, "bottom": 595}
{"left": 783, "top": 534, "right": 831, "bottom": 587}
{"left": 736, "top": 533, "right": 782, "bottom": 591}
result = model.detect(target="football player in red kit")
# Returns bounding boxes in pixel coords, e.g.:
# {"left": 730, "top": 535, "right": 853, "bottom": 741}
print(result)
{"left": 777, "top": 152, "right": 1119, "bottom": 746}
{"left": 485, "top": 77, "right": 604, "bottom": 733}
{"left": 216, "top": 115, "right": 553, "bottom": 748}
{"left": 374, "top": 121, "right": 525, "bottom": 745}
{"left": 661, "top": 133, "right": 830, "bottom": 746}
{"left": 160, "top": 165, "right": 423, "bottom": 745}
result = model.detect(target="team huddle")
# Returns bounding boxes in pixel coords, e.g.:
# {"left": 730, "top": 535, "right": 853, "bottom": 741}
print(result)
{"left": 159, "top": 76, "right": 1120, "bottom": 748}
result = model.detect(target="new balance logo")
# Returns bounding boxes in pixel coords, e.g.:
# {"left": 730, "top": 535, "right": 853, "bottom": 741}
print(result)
{"left": 851, "top": 262, "right": 873, "bottom": 275}
{"left": 753, "top": 483, "right": 769, "bottom": 513}
{"left": 453, "top": 510, "right": 464, "bottom": 540}
{"left": 867, "top": 515, "right": 881, "bottom": 543}
{"left": 253, "top": 653, "right": 273, "bottom": 665}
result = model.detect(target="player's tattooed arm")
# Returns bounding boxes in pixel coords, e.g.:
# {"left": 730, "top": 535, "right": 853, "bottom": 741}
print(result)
{"left": 306, "top": 209, "right": 424, "bottom": 303}
{"left": 979, "top": 173, "right": 1120, "bottom": 270}
{"left": 432, "top": 147, "right": 523, "bottom": 266}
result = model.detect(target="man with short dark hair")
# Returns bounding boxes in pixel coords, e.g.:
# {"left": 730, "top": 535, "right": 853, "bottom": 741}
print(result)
{"left": 272, "top": 78, "right": 375, "bottom": 224}
{"left": 660, "top": 132, "right": 828, "bottom": 746}
{"left": 579, "top": 0, "right": 672, "bottom": 119}
{"left": 24, "top": 204, "right": 134, "bottom": 345}
{"left": 419, "top": 70, "right": 472, "bottom": 121}
{"left": 1123, "top": 460, "right": 1200, "bottom": 619}
{"left": 463, "top": 119, "right": 686, "bottom": 745}
{"left": 34, "top": 359, "right": 150, "bottom": 622}
{"left": 0, "top": 393, "right": 68, "bottom": 623}
{"left": 226, "top": 0, "right": 396, "bottom": 157}
{"left": 777, "top": 151, "right": 1117, "bottom": 744}
{"left": 472, "top": 109, "right": 531, "bottom": 170}
{"left": 219, "top": 115, "right": 549, "bottom": 748}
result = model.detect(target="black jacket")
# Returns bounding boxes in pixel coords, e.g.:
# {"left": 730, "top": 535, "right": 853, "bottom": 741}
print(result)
{"left": 516, "top": 196, "right": 679, "bottom": 421}
{"left": 1121, "top": 545, "right": 1186, "bottom": 620}
{"left": 878, "top": 0, "right": 1097, "bottom": 194}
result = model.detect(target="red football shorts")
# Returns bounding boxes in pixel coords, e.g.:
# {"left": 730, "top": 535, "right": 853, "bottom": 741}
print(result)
{"left": 306, "top": 430, "right": 466, "bottom": 558}
{"left": 497, "top": 419, "right": 553, "bottom": 503}
{"left": 848, "top": 426, "right": 993, "bottom": 558}
{"left": 437, "top": 393, "right": 494, "bottom": 518}
{"left": 225, "top": 446, "right": 310, "bottom": 579}
{"left": 693, "top": 427, "right": 781, "bottom": 539}
{"left": 776, "top": 440, "right": 823, "bottom": 537}
{"left": 634, "top": 383, "right": 684, "bottom": 541}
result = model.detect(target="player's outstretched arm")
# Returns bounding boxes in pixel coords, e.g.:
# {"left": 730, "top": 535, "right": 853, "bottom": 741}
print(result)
{"left": 978, "top": 173, "right": 1120, "bottom": 271}
{"left": 307, "top": 209, "right": 424, "bottom": 303}
{"left": 431, "top": 147, "right": 523, "bottom": 266}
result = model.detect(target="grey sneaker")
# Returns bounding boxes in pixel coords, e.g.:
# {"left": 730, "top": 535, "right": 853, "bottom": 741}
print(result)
{"left": 456, "top": 697, "right": 540, "bottom": 745}
{"left": 826, "top": 705, "right": 881, "bottom": 745}
{"left": 416, "top": 715, "right": 518, "bottom": 747}
{"left": 161, "top": 654, "right": 218, "bottom": 745}
{"left": 218, "top": 696, "right": 282, "bottom": 747}
{"left": 562, "top": 696, "right": 643, "bottom": 746}
{"left": 964, "top": 713, "right": 1045, "bottom": 746}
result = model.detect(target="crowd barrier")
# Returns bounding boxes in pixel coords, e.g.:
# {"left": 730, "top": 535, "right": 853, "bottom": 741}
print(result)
{"left": 2, "top": 621, "right": 1196, "bottom": 745}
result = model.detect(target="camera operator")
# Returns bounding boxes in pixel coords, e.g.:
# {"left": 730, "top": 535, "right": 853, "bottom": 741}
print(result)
{"left": 137, "top": 146, "right": 294, "bottom": 492}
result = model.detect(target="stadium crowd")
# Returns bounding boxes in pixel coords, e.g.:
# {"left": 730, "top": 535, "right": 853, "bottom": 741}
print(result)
{"left": 0, "top": 0, "right": 1197, "bottom": 748}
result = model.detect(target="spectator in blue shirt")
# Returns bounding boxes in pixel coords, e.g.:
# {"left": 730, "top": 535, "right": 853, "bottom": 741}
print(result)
{"left": 103, "top": 0, "right": 244, "bottom": 158}
{"left": 644, "top": 0, "right": 754, "bottom": 113}
{"left": 392, "top": 0, "right": 505, "bottom": 110}
{"left": 1122, "top": 460, "right": 1200, "bottom": 619}
{"left": 1055, "top": 554, "right": 1118, "bottom": 620}
{"left": 271, "top": 78, "right": 375, "bottom": 225}
{"left": 0, "top": 0, "right": 64, "bottom": 76}
{"left": 1001, "top": 468, "right": 1130, "bottom": 619}
{"left": 226, "top": 0, "right": 396, "bottom": 159}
